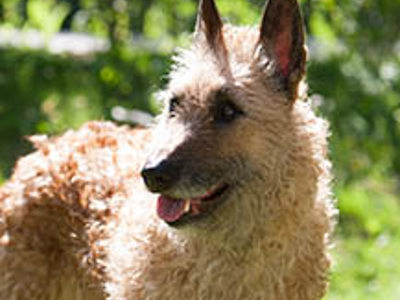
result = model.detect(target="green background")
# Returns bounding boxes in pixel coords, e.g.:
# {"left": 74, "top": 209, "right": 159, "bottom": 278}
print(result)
{"left": 0, "top": 0, "right": 399, "bottom": 299}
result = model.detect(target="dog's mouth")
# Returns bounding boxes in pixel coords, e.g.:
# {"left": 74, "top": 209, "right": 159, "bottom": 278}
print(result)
{"left": 157, "top": 184, "right": 229, "bottom": 225}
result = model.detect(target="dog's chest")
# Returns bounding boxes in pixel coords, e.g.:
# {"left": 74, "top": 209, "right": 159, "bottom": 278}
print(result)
{"left": 117, "top": 237, "right": 272, "bottom": 300}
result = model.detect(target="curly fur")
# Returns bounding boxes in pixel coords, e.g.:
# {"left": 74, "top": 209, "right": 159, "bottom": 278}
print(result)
{"left": 0, "top": 1, "right": 336, "bottom": 299}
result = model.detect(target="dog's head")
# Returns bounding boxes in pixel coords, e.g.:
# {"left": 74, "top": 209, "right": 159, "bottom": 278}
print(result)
{"left": 141, "top": 0, "right": 308, "bottom": 230}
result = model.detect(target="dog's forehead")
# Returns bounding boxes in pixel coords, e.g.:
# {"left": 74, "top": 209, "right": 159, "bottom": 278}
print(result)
{"left": 167, "top": 26, "right": 262, "bottom": 106}
{"left": 168, "top": 56, "right": 228, "bottom": 106}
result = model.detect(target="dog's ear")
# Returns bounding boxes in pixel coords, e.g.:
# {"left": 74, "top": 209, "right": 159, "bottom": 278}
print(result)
{"left": 195, "top": 0, "right": 225, "bottom": 52}
{"left": 258, "top": 0, "right": 306, "bottom": 101}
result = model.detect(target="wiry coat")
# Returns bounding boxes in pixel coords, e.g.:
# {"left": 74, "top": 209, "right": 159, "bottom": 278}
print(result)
{"left": 0, "top": 1, "right": 336, "bottom": 300}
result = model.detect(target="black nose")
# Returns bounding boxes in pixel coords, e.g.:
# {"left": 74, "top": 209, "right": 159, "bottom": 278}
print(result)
{"left": 141, "top": 160, "right": 181, "bottom": 193}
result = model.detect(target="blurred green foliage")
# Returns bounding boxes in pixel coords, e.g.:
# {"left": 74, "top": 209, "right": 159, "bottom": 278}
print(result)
{"left": 0, "top": 48, "right": 169, "bottom": 176}
{"left": 0, "top": 0, "right": 399, "bottom": 299}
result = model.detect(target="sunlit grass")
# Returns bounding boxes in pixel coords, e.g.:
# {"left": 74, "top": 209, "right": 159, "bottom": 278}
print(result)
{"left": 327, "top": 234, "right": 400, "bottom": 300}
{"left": 326, "top": 181, "right": 400, "bottom": 300}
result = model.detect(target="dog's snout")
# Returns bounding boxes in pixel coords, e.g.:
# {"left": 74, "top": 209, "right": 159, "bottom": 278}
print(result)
{"left": 141, "top": 160, "right": 181, "bottom": 193}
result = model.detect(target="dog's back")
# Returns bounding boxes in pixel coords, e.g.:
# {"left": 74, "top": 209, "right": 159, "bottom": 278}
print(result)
{"left": 0, "top": 122, "right": 152, "bottom": 300}
{"left": 0, "top": 1, "right": 336, "bottom": 300}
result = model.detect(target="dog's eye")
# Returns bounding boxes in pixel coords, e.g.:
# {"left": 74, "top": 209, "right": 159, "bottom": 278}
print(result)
{"left": 169, "top": 97, "right": 180, "bottom": 115}
{"left": 214, "top": 100, "right": 243, "bottom": 124}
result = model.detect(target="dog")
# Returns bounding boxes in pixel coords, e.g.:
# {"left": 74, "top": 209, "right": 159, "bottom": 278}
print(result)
{"left": 0, "top": 0, "right": 336, "bottom": 299}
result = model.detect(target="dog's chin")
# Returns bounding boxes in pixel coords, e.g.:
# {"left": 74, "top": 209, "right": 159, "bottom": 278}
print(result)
{"left": 156, "top": 183, "right": 230, "bottom": 227}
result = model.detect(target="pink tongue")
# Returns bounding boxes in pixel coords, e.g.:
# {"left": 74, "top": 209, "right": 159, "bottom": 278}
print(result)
{"left": 157, "top": 195, "right": 187, "bottom": 223}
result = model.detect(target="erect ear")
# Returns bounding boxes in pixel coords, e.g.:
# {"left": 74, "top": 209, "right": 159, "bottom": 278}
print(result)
{"left": 258, "top": 0, "right": 306, "bottom": 101}
{"left": 195, "top": 0, "right": 225, "bottom": 52}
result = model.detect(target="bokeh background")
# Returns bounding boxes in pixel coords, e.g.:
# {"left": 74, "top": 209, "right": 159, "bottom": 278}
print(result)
{"left": 0, "top": 0, "right": 399, "bottom": 298}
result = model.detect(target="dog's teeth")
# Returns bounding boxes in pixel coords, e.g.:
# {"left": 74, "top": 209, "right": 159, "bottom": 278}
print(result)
{"left": 184, "top": 199, "right": 191, "bottom": 213}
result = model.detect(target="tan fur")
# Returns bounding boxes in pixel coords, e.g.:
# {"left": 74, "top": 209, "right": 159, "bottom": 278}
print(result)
{"left": 0, "top": 4, "right": 336, "bottom": 300}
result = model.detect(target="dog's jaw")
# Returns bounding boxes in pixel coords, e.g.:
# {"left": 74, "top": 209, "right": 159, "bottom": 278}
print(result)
{"left": 157, "top": 183, "right": 230, "bottom": 226}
